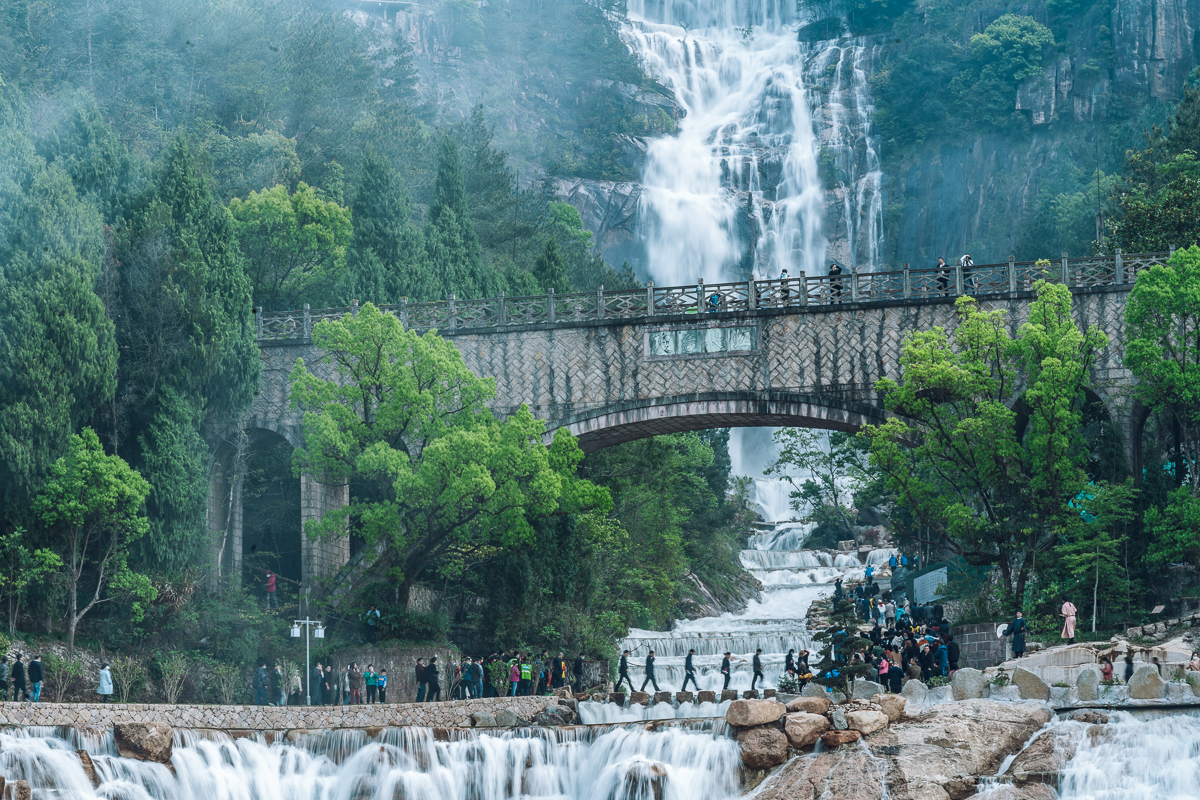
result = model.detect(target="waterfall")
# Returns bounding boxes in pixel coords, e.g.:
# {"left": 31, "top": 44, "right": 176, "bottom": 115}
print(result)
{"left": 1055, "top": 712, "right": 1200, "bottom": 799}
{"left": 0, "top": 725, "right": 743, "bottom": 800}
{"left": 624, "top": 0, "right": 884, "bottom": 281}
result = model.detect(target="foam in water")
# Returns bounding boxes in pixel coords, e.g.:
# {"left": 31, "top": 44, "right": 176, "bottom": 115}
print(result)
{"left": 1055, "top": 712, "right": 1200, "bottom": 800}
{"left": 0, "top": 726, "right": 743, "bottom": 800}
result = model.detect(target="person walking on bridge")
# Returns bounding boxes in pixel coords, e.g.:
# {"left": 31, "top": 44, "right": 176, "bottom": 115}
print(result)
{"left": 640, "top": 650, "right": 661, "bottom": 693}
{"left": 615, "top": 650, "right": 633, "bottom": 692}
{"left": 750, "top": 648, "right": 765, "bottom": 690}
{"left": 681, "top": 649, "right": 699, "bottom": 691}
{"left": 829, "top": 263, "right": 844, "bottom": 301}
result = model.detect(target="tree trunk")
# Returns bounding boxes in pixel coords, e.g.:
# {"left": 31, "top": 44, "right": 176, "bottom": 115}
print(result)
{"left": 399, "top": 575, "right": 414, "bottom": 610}
{"left": 1092, "top": 544, "right": 1100, "bottom": 633}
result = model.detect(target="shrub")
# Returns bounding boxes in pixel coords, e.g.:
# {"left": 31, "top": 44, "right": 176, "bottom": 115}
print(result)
{"left": 928, "top": 675, "right": 951, "bottom": 688}
{"left": 110, "top": 655, "right": 147, "bottom": 703}
{"left": 154, "top": 651, "right": 191, "bottom": 703}
{"left": 777, "top": 674, "right": 803, "bottom": 694}
{"left": 43, "top": 653, "right": 86, "bottom": 702}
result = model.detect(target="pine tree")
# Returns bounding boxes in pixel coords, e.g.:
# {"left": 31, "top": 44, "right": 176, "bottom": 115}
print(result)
{"left": 533, "top": 239, "right": 570, "bottom": 293}
{"left": 426, "top": 136, "right": 493, "bottom": 299}
{"left": 809, "top": 597, "right": 874, "bottom": 696}
{"left": 338, "top": 149, "right": 430, "bottom": 304}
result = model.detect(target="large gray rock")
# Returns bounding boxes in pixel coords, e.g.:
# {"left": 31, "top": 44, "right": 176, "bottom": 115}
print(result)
{"left": 1011, "top": 667, "right": 1050, "bottom": 702}
{"left": 1185, "top": 670, "right": 1200, "bottom": 697}
{"left": 113, "top": 723, "right": 173, "bottom": 764}
{"left": 829, "top": 705, "right": 848, "bottom": 730}
{"left": 951, "top": 668, "right": 988, "bottom": 700}
{"left": 786, "top": 696, "right": 831, "bottom": 715}
{"left": 1075, "top": 664, "right": 1102, "bottom": 702}
{"left": 726, "top": 698, "right": 786, "bottom": 728}
{"left": 783, "top": 712, "right": 830, "bottom": 748}
{"left": 495, "top": 709, "right": 519, "bottom": 727}
{"left": 1127, "top": 664, "right": 1167, "bottom": 699}
{"left": 901, "top": 679, "right": 927, "bottom": 707}
{"left": 471, "top": 711, "right": 497, "bottom": 728}
{"left": 532, "top": 705, "right": 577, "bottom": 727}
{"left": 851, "top": 679, "right": 886, "bottom": 700}
{"left": 736, "top": 726, "right": 789, "bottom": 770}
{"left": 802, "top": 682, "right": 831, "bottom": 698}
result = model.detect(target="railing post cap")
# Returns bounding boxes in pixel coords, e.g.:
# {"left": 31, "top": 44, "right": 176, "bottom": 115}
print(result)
{"left": 304, "top": 303, "right": 310, "bottom": 309}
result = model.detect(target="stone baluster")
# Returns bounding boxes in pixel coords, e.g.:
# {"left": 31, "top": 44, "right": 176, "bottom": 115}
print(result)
{"left": 351, "top": 299, "right": 359, "bottom": 317}
{"left": 955, "top": 263, "right": 964, "bottom": 296}
{"left": 748, "top": 278, "right": 756, "bottom": 310}
{"left": 303, "top": 303, "right": 311, "bottom": 339}
{"left": 798, "top": 271, "right": 808, "bottom": 306}
{"left": 647, "top": 282, "right": 655, "bottom": 316}
{"left": 1062, "top": 252, "right": 1071, "bottom": 286}
{"left": 1008, "top": 255, "right": 1016, "bottom": 293}
{"left": 401, "top": 297, "right": 409, "bottom": 329}
{"left": 851, "top": 269, "right": 860, "bottom": 303}
{"left": 597, "top": 285, "right": 605, "bottom": 320}
{"left": 1115, "top": 249, "right": 1124, "bottom": 284}
{"left": 497, "top": 292, "right": 506, "bottom": 326}
{"left": 698, "top": 277, "right": 704, "bottom": 313}
{"left": 548, "top": 288, "right": 556, "bottom": 324}
{"left": 903, "top": 264, "right": 911, "bottom": 299}
{"left": 255, "top": 306, "right": 263, "bottom": 339}
{"left": 449, "top": 294, "right": 457, "bottom": 331}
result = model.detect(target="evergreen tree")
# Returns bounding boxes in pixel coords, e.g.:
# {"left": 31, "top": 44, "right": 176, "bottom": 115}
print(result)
{"left": 533, "top": 239, "right": 570, "bottom": 293}
{"left": 426, "top": 136, "right": 493, "bottom": 299}
{"left": 37, "top": 102, "right": 142, "bottom": 223}
{"left": 338, "top": 149, "right": 429, "bottom": 304}
{"left": 809, "top": 597, "right": 874, "bottom": 696}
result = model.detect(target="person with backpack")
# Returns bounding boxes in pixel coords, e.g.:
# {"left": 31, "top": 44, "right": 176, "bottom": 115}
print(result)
{"left": 507, "top": 656, "right": 519, "bottom": 697}
{"left": 415, "top": 658, "right": 427, "bottom": 702}
{"left": 28, "top": 655, "right": 42, "bottom": 702}
{"left": 779, "top": 269, "right": 791, "bottom": 304}
{"left": 377, "top": 669, "right": 388, "bottom": 703}
{"left": 253, "top": 662, "right": 268, "bottom": 705}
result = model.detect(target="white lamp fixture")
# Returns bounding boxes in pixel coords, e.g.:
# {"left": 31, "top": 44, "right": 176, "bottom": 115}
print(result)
{"left": 290, "top": 624, "right": 301, "bottom": 638}
{"left": 314, "top": 625, "right": 325, "bottom": 639}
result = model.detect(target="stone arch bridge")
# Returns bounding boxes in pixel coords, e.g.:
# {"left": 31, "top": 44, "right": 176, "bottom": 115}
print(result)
{"left": 211, "top": 251, "right": 1166, "bottom": 586}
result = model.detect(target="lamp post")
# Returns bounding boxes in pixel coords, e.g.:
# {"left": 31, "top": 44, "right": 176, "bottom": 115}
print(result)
{"left": 291, "top": 617, "right": 325, "bottom": 705}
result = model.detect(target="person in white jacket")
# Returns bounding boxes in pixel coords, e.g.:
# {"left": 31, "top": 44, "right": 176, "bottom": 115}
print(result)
{"left": 97, "top": 663, "right": 113, "bottom": 703}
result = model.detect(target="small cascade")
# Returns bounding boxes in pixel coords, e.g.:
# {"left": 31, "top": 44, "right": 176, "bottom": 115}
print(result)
{"left": 0, "top": 725, "right": 743, "bottom": 800}
{"left": 1056, "top": 712, "right": 1200, "bottom": 799}
{"left": 620, "top": 516, "right": 896, "bottom": 693}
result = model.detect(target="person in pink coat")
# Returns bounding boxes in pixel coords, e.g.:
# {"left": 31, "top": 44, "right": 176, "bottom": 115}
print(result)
{"left": 1060, "top": 600, "right": 1077, "bottom": 644}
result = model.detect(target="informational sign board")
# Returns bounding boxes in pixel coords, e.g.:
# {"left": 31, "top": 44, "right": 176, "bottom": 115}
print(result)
{"left": 908, "top": 564, "right": 949, "bottom": 606}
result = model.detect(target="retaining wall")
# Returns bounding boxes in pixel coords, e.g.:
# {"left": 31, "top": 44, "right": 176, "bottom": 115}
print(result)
{"left": 0, "top": 696, "right": 558, "bottom": 732}
{"left": 953, "top": 622, "right": 1007, "bottom": 671}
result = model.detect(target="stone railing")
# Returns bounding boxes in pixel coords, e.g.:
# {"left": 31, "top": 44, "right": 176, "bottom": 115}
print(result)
{"left": 0, "top": 696, "right": 558, "bottom": 732}
{"left": 255, "top": 250, "right": 1171, "bottom": 342}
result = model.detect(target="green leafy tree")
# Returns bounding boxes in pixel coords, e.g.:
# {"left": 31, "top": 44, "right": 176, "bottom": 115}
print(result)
{"left": 1144, "top": 487, "right": 1200, "bottom": 566}
{"left": 289, "top": 303, "right": 607, "bottom": 606}
{"left": 32, "top": 429, "right": 155, "bottom": 654}
{"left": 952, "top": 15, "right": 1054, "bottom": 127}
{"left": 862, "top": 283, "right": 1107, "bottom": 609}
{"left": 1054, "top": 481, "right": 1135, "bottom": 632}
{"left": 766, "top": 430, "right": 873, "bottom": 533}
{"left": 0, "top": 529, "right": 62, "bottom": 636}
{"left": 229, "top": 182, "right": 352, "bottom": 310}
{"left": 1124, "top": 246, "right": 1200, "bottom": 495}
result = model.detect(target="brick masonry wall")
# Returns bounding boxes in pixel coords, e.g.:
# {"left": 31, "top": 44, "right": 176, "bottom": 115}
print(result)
{"left": 0, "top": 696, "right": 558, "bottom": 733}
{"left": 953, "top": 622, "right": 1008, "bottom": 671}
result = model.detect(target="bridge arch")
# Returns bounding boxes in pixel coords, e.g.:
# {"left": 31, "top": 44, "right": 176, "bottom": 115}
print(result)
{"left": 547, "top": 391, "right": 891, "bottom": 452}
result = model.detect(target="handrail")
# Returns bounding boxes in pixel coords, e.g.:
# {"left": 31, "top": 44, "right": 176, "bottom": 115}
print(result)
{"left": 255, "top": 250, "right": 1170, "bottom": 341}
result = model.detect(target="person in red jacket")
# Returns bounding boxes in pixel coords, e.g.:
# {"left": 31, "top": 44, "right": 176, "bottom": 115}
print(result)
{"left": 265, "top": 571, "right": 278, "bottom": 609}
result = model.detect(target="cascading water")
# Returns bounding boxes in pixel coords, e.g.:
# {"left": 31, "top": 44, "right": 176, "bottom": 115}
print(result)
{"left": 1055, "top": 712, "right": 1200, "bottom": 800}
{"left": 0, "top": 725, "right": 743, "bottom": 800}
{"left": 625, "top": 0, "right": 884, "bottom": 281}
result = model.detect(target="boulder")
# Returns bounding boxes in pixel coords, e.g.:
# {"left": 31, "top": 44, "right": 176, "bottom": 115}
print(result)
{"left": 574, "top": 692, "right": 590, "bottom": 701}
{"left": 1068, "top": 709, "right": 1109, "bottom": 724}
{"left": 76, "top": 751, "right": 99, "bottom": 788}
{"left": 1011, "top": 667, "right": 1050, "bottom": 702}
{"left": 13, "top": 781, "right": 29, "bottom": 800}
{"left": 850, "top": 680, "right": 885, "bottom": 700}
{"left": 471, "top": 711, "right": 497, "bottom": 728}
{"left": 845, "top": 709, "right": 889, "bottom": 736}
{"left": 951, "top": 668, "right": 988, "bottom": 701}
{"left": 736, "top": 726, "right": 789, "bottom": 770}
{"left": 609, "top": 692, "right": 626, "bottom": 706}
{"left": 1187, "top": 670, "right": 1200, "bottom": 697}
{"left": 829, "top": 706, "right": 848, "bottom": 731}
{"left": 676, "top": 691, "right": 694, "bottom": 704}
{"left": 653, "top": 691, "right": 673, "bottom": 704}
{"left": 901, "top": 679, "right": 927, "bottom": 707}
{"left": 763, "top": 689, "right": 776, "bottom": 698}
{"left": 591, "top": 693, "right": 608, "bottom": 704}
{"left": 1127, "top": 664, "right": 1167, "bottom": 699}
{"left": 742, "top": 690, "right": 760, "bottom": 699}
{"left": 786, "top": 696, "right": 831, "bottom": 715}
{"left": 553, "top": 686, "right": 573, "bottom": 699}
{"left": 820, "top": 730, "right": 862, "bottom": 747}
{"left": 1075, "top": 664, "right": 1102, "bottom": 702}
{"left": 114, "top": 723, "right": 173, "bottom": 764}
{"left": 726, "top": 698, "right": 786, "bottom": 728}
{"left": 532, "top": 705, "right": 576, "bottom": 727}
{"left": 630, "top": 691, "right": 651, "bottom": 706}
{"left": 802, "top": 682, "right": 836, "bottom": 699}
{"left": 697, "top": 690, "right": 717, "bottom": 704}
{"left": 720, "top": 690, "right": 739, "bottom": 702}
{"left": 620, "top": 761, "right": 668, "bottom": 800}
{"left": 495, "top": 709, "right": 519, "bottom": 727}
{"left": 869, "top": 694, "right": 906, "bottom": 723}
{"left": 783, "top": 712, "right": 830, "bottom": 749}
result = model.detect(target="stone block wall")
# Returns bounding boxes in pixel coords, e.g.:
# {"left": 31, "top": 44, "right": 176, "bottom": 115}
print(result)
{"left": 0, "top": 696, "right": 558, "bottom": 733}
{"left": 952, "top": 623, "right": 1007, "bottom": 671}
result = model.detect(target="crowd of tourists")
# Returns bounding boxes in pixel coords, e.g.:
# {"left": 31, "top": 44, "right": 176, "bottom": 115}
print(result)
{"left": 412, "top": 651, "right": 590, "bottom": 702}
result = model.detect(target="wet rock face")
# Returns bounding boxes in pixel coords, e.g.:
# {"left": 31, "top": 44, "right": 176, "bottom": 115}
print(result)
{"left": 1012, "top": 668, "right": 1051, "bottom": 702}
{"left": 1127, "top": 664, "right": 1167, "bottom": 699}
{"left": 531, "top": 705, "right": 576, "bottom": 727}
{"left": 736, "top": 726, "right": 789, "bottom": 770}
{"left": 76, "top": 750, "right": 99, "bottom": 787}
{"left": 113, "top": 723, "right": 173, "bottom": 764}
{"left": 755, "top": 699, "right": 1053, "bottom": 800}
{"left": 726, "top": 699, "right": 785, "bottom": 728}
